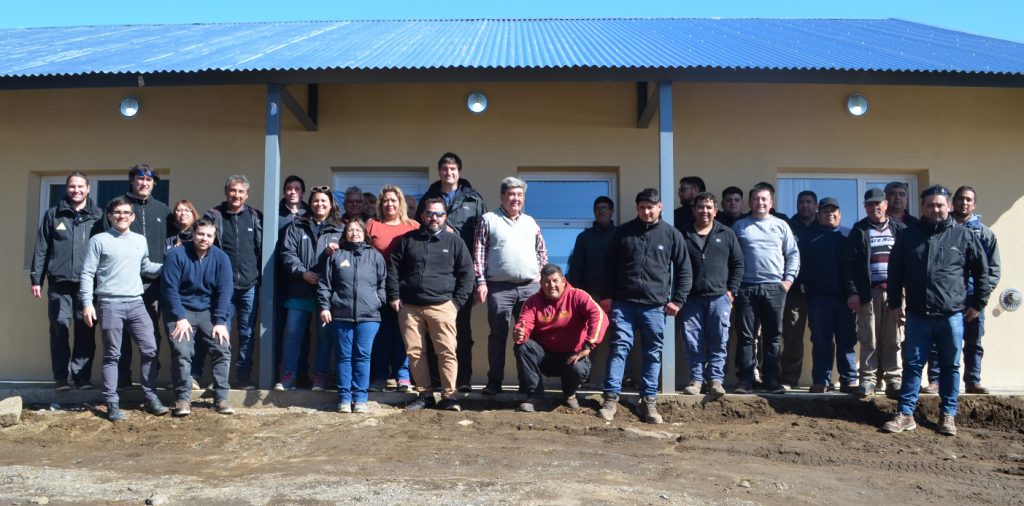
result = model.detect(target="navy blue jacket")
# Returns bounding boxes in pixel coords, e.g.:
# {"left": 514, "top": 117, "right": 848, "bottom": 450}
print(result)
{"left": 161, "top": 243, "right": 233, "bottom": 325}
{"left": 800, "top": 225, "right": 847, "bottom": 297}
{"left": 317, "top": 242, "right": 387, "bottom": 322}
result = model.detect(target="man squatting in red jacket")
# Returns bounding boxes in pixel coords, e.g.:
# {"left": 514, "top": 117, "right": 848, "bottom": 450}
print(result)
{"left": 512, "top": 263, "right": 608, "bottom": 412}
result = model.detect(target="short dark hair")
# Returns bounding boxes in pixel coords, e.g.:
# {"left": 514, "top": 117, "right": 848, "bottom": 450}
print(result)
{"left": 885, "top": 181, "right": 909, "bottom": 195}
{"left": 193, "top": 217, "right": 217, "bottom": 232}
{"left": 635, "top": 188, "right": 661, "bottom": 205}
{"left": 750, "top": 182, "right": 775, "bottom": 197}
{"left": 128, "top": 163, "right": 159, "bottom": 181}
{"left": 797, "top": 190, "right": 818, "bottom": 202}
{"left": 593, "top": 196, "right": 614, "bottom": 210}
{"left": 692, "top": 191, "right": 718, "bottom": 207}
{"left": 283, "top": 175, "right": 305, "bottom": 193}
{"left": 66, "top": 172, "right": 89, "bottom": 186}
{"left": 438, "top": 152, "right": 463, "bottom": 171}
{"left": 540, "top": 263, "right": 564, "bottom": 278}
{"left": 722, "top": 186, "right": 743, "bottom": 199}
{"left": 343, "top": 218, "right": 367, "bottom": 243}
{"left": 106, "top": 196, "right": 133, "bottom": 214}
{"left": 920, "top": 184, "right": 951, "bottom": 201}
{"left": 679, "top": 176, "right": 706, "bottom": 192}
{"left": 420, "top": 197, "right": 445, "bottom": 212}
{"left": 953, "top": 185, "right": 977, "bottom": 201}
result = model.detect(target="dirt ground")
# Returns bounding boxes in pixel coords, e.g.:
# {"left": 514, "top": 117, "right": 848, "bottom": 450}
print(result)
{"left": 1, "top": 394, "right": 1022, "bottom": 505}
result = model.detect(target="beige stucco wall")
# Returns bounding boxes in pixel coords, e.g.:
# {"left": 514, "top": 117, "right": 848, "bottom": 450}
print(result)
{"left": 2, "top": 81, "right": 1021, "bottom": 388}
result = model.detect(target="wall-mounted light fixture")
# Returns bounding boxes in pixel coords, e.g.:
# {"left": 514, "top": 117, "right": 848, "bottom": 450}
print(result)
{"left": 845, "top": 93, "right": 869, "bottom": 117}
{"left": 119, "top": 96, "right": 141, "bottom": 118}
{"left": 466, "top": 91, "right": 488, "bottom": 114}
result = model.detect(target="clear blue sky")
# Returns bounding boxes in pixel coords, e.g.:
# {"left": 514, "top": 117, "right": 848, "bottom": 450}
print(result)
{"left": 3, "top": 0, "right": 1023, "bottom": 43}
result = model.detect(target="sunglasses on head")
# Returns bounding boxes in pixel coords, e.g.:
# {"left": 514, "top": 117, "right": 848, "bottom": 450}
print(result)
{"left": 311, "top": 185, "right": 331, "bottom": 193}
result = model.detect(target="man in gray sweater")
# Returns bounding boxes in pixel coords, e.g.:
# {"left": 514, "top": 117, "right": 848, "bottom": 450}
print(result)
{"left": 81, "top": 196, "right": 165, "bottom": 422}
{"left": 731, "top": 183, "right": 801, "bottom": 394}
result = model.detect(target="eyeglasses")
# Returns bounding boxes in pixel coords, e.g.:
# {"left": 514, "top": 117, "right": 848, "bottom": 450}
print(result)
{"left": 424, "top": 211, "right": 446, "bottom": 218}
{"left": 311, "top": 185, "right": 331, "bottom": 193}
{"left": 110, "top": 210, "right": 133, "bottom": 216}
{"left": 921, "top": 186, "right": 950, "bottom": 198}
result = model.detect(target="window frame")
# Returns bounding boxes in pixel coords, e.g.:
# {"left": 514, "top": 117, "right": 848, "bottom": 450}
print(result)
{"left": 38, "top": 173, "right": 173, "bottom": 224}
{"left": 776, "top": 173, "right": 918, "bottom": 222}
{"left": 331, "top": 169, "right": 432, "bottom": 204}
{"left": 518, "top": 171, "right": 618, "bottom": 229}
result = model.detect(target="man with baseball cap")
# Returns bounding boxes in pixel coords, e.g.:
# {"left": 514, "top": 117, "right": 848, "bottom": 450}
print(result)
{"left": 844, "top": 188, "right": 907, "bottom": 398}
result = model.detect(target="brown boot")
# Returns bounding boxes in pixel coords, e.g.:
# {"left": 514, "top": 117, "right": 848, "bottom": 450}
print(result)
{"left": 638, "top": 396, "right": 663, "bottom": 424}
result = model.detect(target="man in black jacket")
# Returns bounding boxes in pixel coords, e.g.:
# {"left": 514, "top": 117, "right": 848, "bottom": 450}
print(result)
{"left": 106, "top": 164, "right": 173, "bottom": 388}
{"left": 388, "top": 197, "right": 475, "bottom": 411}
{"left": 780, "top": 190, "right": 817, "bottom": 388}
{"left": 882, "top": 185, "right": 989, "bottom": 437}
{"left": 679, "top": 193, "right": 743, "bottom": 399}
{"left": 202, "top": 174, "right": 264, "bottom": 389}
{"left": 599, "top": 188, "right": 691, "bottom": 424}
{"left": 30, "top": 172, "right": 103, "bottom": 390}
{"left": 801, "top": 198, "right": 858, "bottom": 394}
{"left": 844, "top": 188, "right": 907, "bottom": 399}
{"left": 417, "top": 152, "right": 487, "bottom": 391}
{"left": 566, "top": 196, "right": 616, "bottom": 297}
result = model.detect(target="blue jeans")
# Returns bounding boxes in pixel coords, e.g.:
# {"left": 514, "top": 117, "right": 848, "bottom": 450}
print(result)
{"left": 280, "top": 307, "right": 323, "bottom": 378}
{"left": 927, "top": 311, "right": 984, "bottom": 386}
{"left": 680, "top": 294, "right": 732, "bottom": 383}
{"left": 370, "top": 305, "right": 410, "bottom": 383}
{"left": 899, "top": 312, "right": 963, "bottom": 416}
{"left": 807, "top": 295, "right": 858, "bottom": 386}
{"left": 191, "top": 285, "right": 258, "bottom": 384}
{"left": 603, "top": 301, "right": 666, "bottom": 398}
{"left": 327, "top": 320, "right": 378, "bottom": 404}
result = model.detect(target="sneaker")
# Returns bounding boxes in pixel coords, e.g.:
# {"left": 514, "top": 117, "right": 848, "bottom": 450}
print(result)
{"left": 734, "top": 381, "right": 753, "bottom": 394}
{"left": 564, "top": 394, "right": 580, "bottom": 409}
{"left": 709, "top": 381, "right": 726, "bottom": 399}
{"left": 337, "top": 402, "right": 352, "bottom": 414}
{"left": 437, "top": 397, "right": 462, "bottom": 412}
{"left": 886, "top": 381, "right": 902, "bottom": 400}
{"left": 55, "top": 381, "right": 72, "bottom": 392}
{"left": 839, "top": 382, "right": 859, "bottom": 394}
{"left": 764, "top": 382, "right": 786, "bottom": 394}
{"left": 215, "top": 400, "right": 236, "bottom": 415}
{"left": 965, "top": 383, "right": 990, "bottom": 395}
{"left": 406, "top": 396, "right": 436, "bottom": 411}
{"left": 517, "top": 400, "right": 536, "bottom": 412}
{"left": 481, "top": 384, "right": 501, "bottom": 396}
{"left": 809, "top": 384, "right": 827, "bottom": 394}
{"left": 855, "top": 381, "right": 875, "bottom": 399}
{"left": 311, "top": 373, "right": 327, "bottom": 392}
{"left": 353, "top": 402, "right": 369, "bottom": 413}
{"left": 385, "top": 378, "right": 399, "bottom": 391}
{"left": 144, "top": 399, "right": 169, "bottom": 416}
{"left": 172, "top": 400, "right": 191, "bottom": 417}
{"left": 191, "top": 378, "right": 201, "bottom": 391}
{"left": 398, "top": 380, "right": 414, "bottom": 393}
{"left": 597, "top": 395, "right": 618, "bottom": 421}
{"left": 882, "top": 412, "right": 917, "bottom": 433}
{"left": 638, "top": 396, "right": 663, "bottom": 424}
{"left": 456, "top": 384, "right": 473, "bottom": 393}
{"left": 937, "top": 414, "right": 957, "bottom": 436}
{"left": 368, "top": 382, "right": 384, "bottom": 392}
{"left": 921, "top": 382, "right": 939, "bottom": 395}
{"left": 274, "top": 372, "right": 296, "bottom": 392}
{"left": 682, "top": 381, "right": 702, "bottom": 396}
{"left": 106, "top": 402, "right": 125, "bottom": 422}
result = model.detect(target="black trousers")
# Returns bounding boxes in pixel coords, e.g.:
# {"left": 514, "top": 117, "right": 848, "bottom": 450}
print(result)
{"left": 514, "top": 339, "right": 591, "bottom": 397}
{"left": 46, "top": 281, "right": 96, "bottom": 385}
{"left": 734, "top": 282, "right": 786, "bottom": 384}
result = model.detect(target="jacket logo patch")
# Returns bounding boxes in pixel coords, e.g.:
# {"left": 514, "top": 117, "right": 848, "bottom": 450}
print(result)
{"left": 55, "top": 222, "right": 67, "bottom": 231}
{"left": 302, "top": 235, "right": 309, "bottom": 240}
{"left": 340, "top": 259, "right": 351, "bottom": 268}
{"left": 247, "top": 228, "right": 254, "bottom": 232}
{"left": 442, "top": 249, "right": 449, "bottom": 253}
{"left": 715, "top": 238, "right": 721, "bottom": 243}
{"left": 657, "top": 245, "right": 664, "bottom": 250}
{"left": 950, "top": 247, "right": 960, "bottom": 252}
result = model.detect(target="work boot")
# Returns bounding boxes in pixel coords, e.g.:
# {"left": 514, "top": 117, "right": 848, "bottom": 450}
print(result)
{"left": 215, "top": 400, "right": 236, "bottom": 415}
{"left": 517, "top": 400, "right": 536, "bottom": 412}
{"left": 709, "top": 381, "right": 726, "bottom": 399}
{"left": 597, "top": 394, "right": 618, "bottom": 421}
{"left": 405, "top": 395, "right": 436, "bottom": 411}
{"left": 734, "top": 380, "right": 753, "bottom": 394}
{"left": 855, "top": 381, "right": 875, "bottom": 399}
{"left": 638, "top": 396, "right": 663, "bottom": 424}
{"left": 144, "top": 399, "right": 169, "bottom": 416}
{"left": 682, "top": 381, "right": 702, "bottom": 395}
{"left": 839, "top": 382, "right": 859, "bottom": 394}
{"left": 921, "top": 382, "right": 939, "bottom": 395}
{"left": 885, "top": 380, "right": 902, "bottom": 400}
{"left": 172, "top": 400, "right": 191, "bottom": 417}
{"left": 882, "top": 412, "right": 917, "bottom": 433}
{"left": 937, "top": 414, "right": 957, "bottom": 436}
{"left": 965, "top": 383, "right": 990, "bottom": 395}
{"left": 106, "top": 402, "right": 125, "bottom": 422}
{"left": 809, "top": 384, "right": 828, "bottom": 394}
{"left": 437, "top": 397, "right": 462, "bottom": 412}
{"left": 563, "top": 394, "right": 580, "bottom": 409}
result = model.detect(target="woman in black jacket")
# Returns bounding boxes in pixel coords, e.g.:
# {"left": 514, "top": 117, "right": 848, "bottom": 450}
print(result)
{"left": 275, "top": 187, "right": 344, "bottom": 391}
{"left": 165, "top": 199, "right": 199, "bottom": 251}
{"left": 317, "top": 218, "right": 387, "bottom": 413}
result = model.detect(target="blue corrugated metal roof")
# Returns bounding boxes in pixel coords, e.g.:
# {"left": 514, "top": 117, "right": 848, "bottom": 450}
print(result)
{"left": 1, "top": 18, "right": 1023, "bottom": 78}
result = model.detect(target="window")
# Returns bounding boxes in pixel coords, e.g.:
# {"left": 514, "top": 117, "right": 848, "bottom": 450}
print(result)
{"left": 776, "top": 174, "right": 918, "bottom": 229}
{"left": 39, "top": 174, "right": 171, "bottom": 223}
{"left": 519, "top": 172, "right": 617, "bottom": 271}
{"left": 331, "top": 170, "right": 431, "bottom": 209}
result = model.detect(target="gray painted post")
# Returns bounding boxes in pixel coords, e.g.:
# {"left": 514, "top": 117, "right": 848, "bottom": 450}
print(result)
{"left": 259, "top": 84, "right": 282, "bottom": 389}
{"left": 658, "top": 81, "right": 676, "bottom": 394}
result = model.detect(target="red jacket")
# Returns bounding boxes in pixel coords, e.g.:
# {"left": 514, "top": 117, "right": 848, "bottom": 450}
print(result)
{"left": 516, "top": 283, "right": 607, "bottom": 353}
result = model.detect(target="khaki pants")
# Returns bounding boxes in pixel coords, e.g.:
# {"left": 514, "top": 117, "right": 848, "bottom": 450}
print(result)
{"left": 400, "top": 301, "right": 458, "bottom": 398}
{"left": 856, "top": 287, "right": 904, "bottom": 383}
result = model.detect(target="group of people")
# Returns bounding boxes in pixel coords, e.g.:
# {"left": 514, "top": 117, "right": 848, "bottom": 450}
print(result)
{"left": 30, "top": 156, "right": 998, "bottom": 437}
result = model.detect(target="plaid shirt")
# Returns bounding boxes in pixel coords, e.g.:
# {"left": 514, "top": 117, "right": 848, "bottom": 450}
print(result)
{"left": 473, "top": 207, "right": 548, "bottom": 285}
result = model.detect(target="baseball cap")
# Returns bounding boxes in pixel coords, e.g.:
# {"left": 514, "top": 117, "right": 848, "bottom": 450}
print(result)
{"left": 818, "top": 197, "right": 840, "bottom": 209}
{"left": 863, "top": 188, "right": 885, "bottom": 203}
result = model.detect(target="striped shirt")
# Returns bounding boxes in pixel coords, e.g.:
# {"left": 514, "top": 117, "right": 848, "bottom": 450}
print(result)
{"left": 868, "top": 221, "right": 895, "bottom": 286}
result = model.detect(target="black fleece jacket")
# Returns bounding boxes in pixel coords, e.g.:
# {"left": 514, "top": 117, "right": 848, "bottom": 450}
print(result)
{"left": 682, "top": 221, "right": 744, "bottom": 298}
